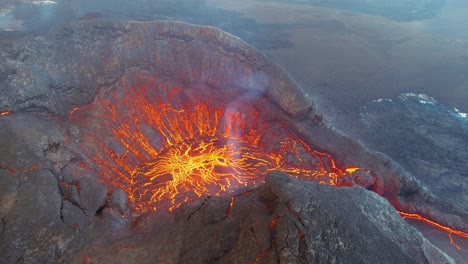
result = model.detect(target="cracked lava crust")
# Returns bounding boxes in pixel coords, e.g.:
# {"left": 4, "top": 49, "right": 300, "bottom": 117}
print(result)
{"left": 68, "top": 72, "right": 360, "bottom": 214}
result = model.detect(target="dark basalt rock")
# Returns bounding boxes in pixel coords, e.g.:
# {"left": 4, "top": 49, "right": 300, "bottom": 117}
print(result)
{"left": 356, "top": 94, "right": 468, "bottom": 214}
{"left": 108, "top": 188, "right": 131, "bottom": 218}
{"left": 68, "top": 172, "right": 452, "bottom": 264}
{"left": 329, "top": 93, "right": 468, "bottom": 262}
{"left": 0, "top": 19, "right": 308, "bottom": 116}
{"left": 0, "top": 20, "right": 462, "bottom": 263}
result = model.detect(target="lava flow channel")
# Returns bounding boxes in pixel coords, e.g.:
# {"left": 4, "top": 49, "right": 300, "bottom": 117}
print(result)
{"left": 71, "top": 77, "right": 354, "bottom": 214}
{"left": 398, "top": 211, "right": 468, "bottom": 250}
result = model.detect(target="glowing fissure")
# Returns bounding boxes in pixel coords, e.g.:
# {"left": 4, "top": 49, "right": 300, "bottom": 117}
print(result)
{"left": 1, "top": 162, "right": 44, "bottom": 175}
{"left": 398, "top": 211, "right": 468, "bottom": 250}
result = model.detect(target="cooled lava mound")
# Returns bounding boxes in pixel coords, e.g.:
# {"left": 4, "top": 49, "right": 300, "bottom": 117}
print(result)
{"left": 0, "top": 20, "right": 465, "bottom": 263}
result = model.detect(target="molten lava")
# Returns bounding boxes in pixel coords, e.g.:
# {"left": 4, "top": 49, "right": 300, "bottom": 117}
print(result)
{"left": 398, "top": 211, "right": 468, "bottom": 250}
{"left": 0, "top": 111, "right": 12, "bottom": 116}
{"left": 72, "top": 76, "right": 355, "bottom": 214}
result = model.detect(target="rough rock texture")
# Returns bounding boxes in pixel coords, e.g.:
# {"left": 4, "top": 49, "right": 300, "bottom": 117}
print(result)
{"left": 68, "top": 172, "right": 453, "bottom": 264}
{"left": 0, "top": 19, "right": 310, "bottom": 116}
{"left": 342, "top": 94, "right": 468, "bottom": 262}
{"left": 0, "top": 20, "right": 464, "bottom": 263}
{"left": 0, "top": 114, "right": 86, "bottom": 263}
{"left": 357, "top": 94, "right": 468, "bottom": 214}
{"left": 0, "top": 113, "right": 128, "bottom": 263}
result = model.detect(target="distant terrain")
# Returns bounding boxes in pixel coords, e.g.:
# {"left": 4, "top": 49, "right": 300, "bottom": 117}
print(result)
{"left": 261, "top": 0, "right": 446, "bottom": 21}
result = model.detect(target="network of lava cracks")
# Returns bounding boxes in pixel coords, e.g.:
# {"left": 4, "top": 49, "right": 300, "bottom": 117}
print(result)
{"left": 65, "top": 76, "right": 467, "bottom": 250}
{"left": 70, "top": 77, "right": 357, "bottom": 214}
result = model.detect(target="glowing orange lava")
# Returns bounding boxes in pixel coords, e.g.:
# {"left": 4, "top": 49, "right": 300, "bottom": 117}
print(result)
{"left": 0, "top": 111, "right": 12, "bottom": 116}
{"left": 398, "top": 211, "right": 468, "bottom": 250}
{"left": 1, "top": 162, "right": 45, "bottom": 175}
{"left": 73, "top": 78, "right": 356, "bottom": 214}
{"left": 225, "top": 197, "right": 235, "bottom": 218}
{"left": 69, "top": 107, "right": 80, "bottom": 121}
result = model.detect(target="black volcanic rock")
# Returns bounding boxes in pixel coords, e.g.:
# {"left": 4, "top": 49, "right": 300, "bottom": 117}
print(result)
{"left": 332, "top": 93, "right": 468, "bottom": 262}
{"left": 0, "top": 20, "right": 464, "bottom": 263}
{"left": 357, "top": 94, "right": 468, "bottom": 214}
{"left": 0, "top": 114, "right": 103, "bottom": 263}
{"left": 0, "top": 19, "right": 308, "bottom": 116}
{"left": 67, "top": 172, "right": 452, "bottom": 264}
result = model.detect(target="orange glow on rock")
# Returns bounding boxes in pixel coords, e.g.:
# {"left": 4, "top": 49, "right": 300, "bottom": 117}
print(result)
{"left": 69, "top": 107, "right": 80, "bottom": 121}
{"left": 225, "top": 196, "right": 235, "bottom": 218}
{"left": 269, "top": 215, "right": 280, "bottom": 231}
{"left": 1, "top": 162, "right": 44, "bottom": 175}
{"left": 0, "top": 111, "right": 12, "bottom": 116}
{"left": 21, "top": 162, "right": 45, "bottom": 173}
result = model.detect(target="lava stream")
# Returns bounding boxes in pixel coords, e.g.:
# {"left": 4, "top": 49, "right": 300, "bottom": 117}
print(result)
{"left": 398, "top": 211, "right": 468, "bottom": 250}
